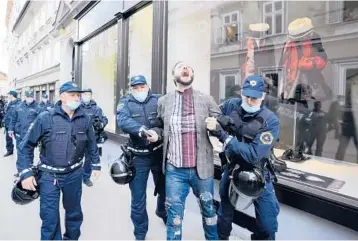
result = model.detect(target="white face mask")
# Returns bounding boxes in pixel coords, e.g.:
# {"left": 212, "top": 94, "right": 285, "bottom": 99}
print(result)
{"left": 132, "top": 90, "right": 149, "bottom": 103}
{"left": 241, "top": 95, "right": 264, "bottom": 113}
{"left": 82, "top": 95, "right": 91, "bottom": 104}
{"left": 26, "top": 98, "right": 34, "bottom": 104}
{"left": 42, "top": 98, "right": 48, "bottom": 102}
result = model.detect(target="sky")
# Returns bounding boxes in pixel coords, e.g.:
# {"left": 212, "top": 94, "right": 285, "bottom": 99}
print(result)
{"left": 0, "top": 0, "right": 8, "bottom": 74}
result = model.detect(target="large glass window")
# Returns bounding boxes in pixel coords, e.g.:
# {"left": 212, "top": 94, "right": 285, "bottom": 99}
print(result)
{"left": 81, "top": 25, "right": 118, "bottom": 133}
{"left": 126, "top": 4, "right": 153, "bottom": 96}
{"left": 78, "top": 1, "right": 122, "bottom": 40}
{"left": 167, "top": 0, "right": 358, "bottom": 203}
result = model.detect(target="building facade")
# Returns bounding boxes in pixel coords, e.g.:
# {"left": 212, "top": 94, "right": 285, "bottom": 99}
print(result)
{"left": 0, "top": 71, "right": 8, "bottom": 96}
{"left": 5, "top": 0, "right": 91, "bottom": 101}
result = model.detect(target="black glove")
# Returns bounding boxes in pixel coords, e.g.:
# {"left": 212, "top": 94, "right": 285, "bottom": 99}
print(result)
{"left": 210, "top": 122, "right": 229, "bottom": 143}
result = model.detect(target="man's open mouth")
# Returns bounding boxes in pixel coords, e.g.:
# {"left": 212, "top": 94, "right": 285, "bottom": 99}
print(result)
{"left": 182, "top": 70, "right": 189, "bottom": 77}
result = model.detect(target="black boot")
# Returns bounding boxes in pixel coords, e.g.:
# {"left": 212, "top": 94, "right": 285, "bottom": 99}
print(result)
{"left": 4, "top": 152, "right": 13, "bottom": 157}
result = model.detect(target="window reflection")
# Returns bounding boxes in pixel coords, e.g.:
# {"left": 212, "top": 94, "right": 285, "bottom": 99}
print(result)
{"left": 167, "top": 0, "right": 358, "bottom": 197}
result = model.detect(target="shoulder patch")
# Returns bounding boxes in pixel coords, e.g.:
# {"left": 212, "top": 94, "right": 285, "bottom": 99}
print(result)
{"left": 260, "top": 131, "right": 274, "bottom": 145}
{"left": 116, "top": 102, "right": 125, "bottom": 112}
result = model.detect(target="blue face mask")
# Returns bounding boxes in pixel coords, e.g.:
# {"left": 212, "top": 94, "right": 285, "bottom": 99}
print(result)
{"left": 132, "top": 91, "right": 148, "bottom": 103}
{"left": 66, "top": 101, "right": 81, "bottom": 111}
{"left": 241, "top": 99, "right": 261, "bottom": 113}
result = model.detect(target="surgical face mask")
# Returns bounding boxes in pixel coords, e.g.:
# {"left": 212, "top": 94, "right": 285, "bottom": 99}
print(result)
{"left": 132, "top": 90, "right": 148, "bottom": 103}
{"left": 26, "top": 98, "right": 34, "bottom": 104}
{"left": 82, "top": 95, "right": 91, "bottom": 104}
{"left": 241, "top": 96, "right": 262, "bottom": 113}
{"left": 65, "top": 100, "right": 81, "bottom": 111}
{"left": 42, "top": 98, "right": 48, "bottom": 102}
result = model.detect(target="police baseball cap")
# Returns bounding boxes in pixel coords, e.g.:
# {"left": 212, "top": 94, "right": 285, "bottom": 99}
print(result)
{"left": 82, "top": 88, "right": 92, "bottom": 93}
{"left": 25, "top": 90, "right": 34, "bottom": 97}
{"left": 242, "top": 75, "right": 265, "bottom": 98}
{"left": 130, "top": 75, "right": 147, "bottom": 86}
{"left": 59, "top": 81, "right": 83, "bottom": 94}
{"left": 8, "top": 90, "right": 17, "bottom": 97}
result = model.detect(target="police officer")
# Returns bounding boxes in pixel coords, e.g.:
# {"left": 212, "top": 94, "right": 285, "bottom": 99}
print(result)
{"left": 17, "top": 81, "right": 101, "bottom": 240}
{"left": 3, "top": 90, "right": 21, "bottom": 157}
{"left": 38, "top": 93, "right": 54, "bottom": 112}
{"left": 8, "top": 90, "right": 40, "bottom": 156}
{"left": 117, "top": 75, "right": 166, "bottom": 240}
{"left": 206, "top": 75, "right": 280, "bottom": 240}
{"left": 81, "top": 88, "right": 108, "bottom": 187}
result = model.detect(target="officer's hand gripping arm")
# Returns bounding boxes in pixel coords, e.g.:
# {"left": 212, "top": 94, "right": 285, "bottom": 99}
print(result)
{"left": 116, "top": 100, "right": 143, "bottom": 136}
{"left": 17, "top": 116, "right": 43, "bottom": 180}
{"left": 225, "top": 116, "right": 280, "bottom": 165}
{"left": 87, "top": 124, "right": 101, "bottom": 171}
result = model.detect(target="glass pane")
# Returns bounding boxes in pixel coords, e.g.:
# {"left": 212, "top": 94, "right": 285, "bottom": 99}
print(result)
{"left": 231, "top": 13, "right": 238, "bottom": 22}
{"left": 81, "top": 25, "right": 118, "bottom": 133}
{"left": 224, "top": 25, "right": 238, "bottom": 43}
{"left": 275, "top": 1, "right": 282, "bottom": 11}
{"left": 265, "top": 16, "right": 273, "bottom": 35}
{"left": 78, "top": 1, "right": 122, "bottom": 39}
{"left": 265, "top": 3, "right": 272, "bottom": 13}
{"left": 128, "top": 4, "right": 153, "bottom": 93}
{"left": 275, "top": 14, "right": 283, "bottom": 34}
{"left": 224, "top": 15, "right": 230, "bottom": 24}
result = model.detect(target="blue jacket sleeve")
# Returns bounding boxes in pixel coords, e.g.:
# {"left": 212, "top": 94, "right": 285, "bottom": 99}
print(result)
{"left": 8, "top": 107, "right": 18, "bottom": 132}
{"left": 95, "top": 106, "right": 108, "bottom": 127}
{"left": 86, "top": 120, "right": 101, "bottom": 170}
{"left": 17, "top": 115, "right": 44, "bottom": 180}
{"left": 224, "top": 114, "right": 280, "bottom": 165}
{"left": 116, "top": 99, "right": 142, "bottom": 135}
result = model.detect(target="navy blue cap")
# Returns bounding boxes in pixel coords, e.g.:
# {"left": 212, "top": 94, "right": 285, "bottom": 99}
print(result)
{"left": 42, "top": 93, "right": 48, "bottom": 98}
{"left": 25, "top": 90, "right": 34, "bottom": 97}
{"left": 242, "top": 75, "right": 265, "bottom": 98}
{"left": 8, "top": 90, "right": 17, "bottom": 97}
{"left": 130, "top": 75, "right": 147, "bottom": 86}
{"left": 59, "top": 81, "right": 83, "bottom": 94}
{"left": 82, "top": 88, "right": 92, "bottom": 93}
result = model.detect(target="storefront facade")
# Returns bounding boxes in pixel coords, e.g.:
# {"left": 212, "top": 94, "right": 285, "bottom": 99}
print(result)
{"left": 74, "top": 0, "right": 358, "bottom": 233}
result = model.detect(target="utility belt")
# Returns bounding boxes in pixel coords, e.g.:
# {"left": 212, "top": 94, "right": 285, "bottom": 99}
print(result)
{"left": 127, "top": 143, "right": 163, "bottom": 155}
{"left": 38, "top": 159, "right": 84, "bottom": 174}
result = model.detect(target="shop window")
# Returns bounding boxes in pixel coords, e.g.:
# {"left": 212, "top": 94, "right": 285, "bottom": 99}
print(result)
{"left": 262, "top": 0, "right": 285, "bottom": 36}
{"left": 167, "top": 0, "right": 358, "bottom": 213}
{"left": 81, "top": 24, "right": 117, "bottom": 133}
{"left": 326, "top": 1, "right": 358, "bottom": 24}
{"left": 127, "top": 4, "right": 153, "bottom": 92}
{"left": 49, "top": 89, "right": 55, "bottom": 103}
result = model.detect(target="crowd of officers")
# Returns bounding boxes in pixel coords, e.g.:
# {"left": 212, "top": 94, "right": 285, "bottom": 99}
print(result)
{"left": 11, "top": 62, "right": 283, "bottom": 241}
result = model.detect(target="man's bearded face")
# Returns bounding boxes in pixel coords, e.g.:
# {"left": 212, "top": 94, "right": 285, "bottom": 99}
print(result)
{"left": 173, "top": 62, "right": 194, "bottom": 86}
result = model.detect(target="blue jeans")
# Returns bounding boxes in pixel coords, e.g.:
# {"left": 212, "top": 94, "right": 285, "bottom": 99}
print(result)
{"left": 217, "top": 165, "right": 280, "bottom": 240}
{"left": 129, "top": 152, "right": 166, "bottom": 240}
{"left": 39, "top": 168, "right": 83, "bottom": 240}
{"left": 165, "top": 163, "right": 218, "bottom": 240}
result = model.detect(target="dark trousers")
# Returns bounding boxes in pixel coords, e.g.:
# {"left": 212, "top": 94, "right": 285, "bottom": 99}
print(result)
{"left": 129, "top": 152, "right": 166, "bottom": 240}
{"left": 165, "top": 163, "right": 218, "bottom": 240}
{"left": 336, "top": 134, "right": 358, "bottom": 162}
{"left": 218, "top": 165, "right": 280, "bottom": 240}
{"left": 39, "top": 168, "right": 83, "bottom": 240}
{"left": 5, "top": 128, "right": 14, "bottom": 153}
{"left": 306, "top": 129, "right": 327, "bottom": 156}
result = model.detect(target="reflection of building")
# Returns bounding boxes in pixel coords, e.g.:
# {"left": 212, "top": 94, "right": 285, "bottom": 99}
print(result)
{"left": 5, "top": 0, "right": 89, "bottom": 101}
{"left": 210, "top": 1, "right": 358, "bottom": 104}
{"left": 0, "top": 71, "right": 8, "bottom": 96}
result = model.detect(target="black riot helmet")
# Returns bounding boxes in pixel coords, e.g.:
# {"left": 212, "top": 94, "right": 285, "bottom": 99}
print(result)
{"left": 11, "top": 177, "right": 39, "bottom": 205}
{"left": 110, "top": 145, "right": 135, "bottom": 185}
{"left": 228, "top": 165, "right": 265, "bottom": 210}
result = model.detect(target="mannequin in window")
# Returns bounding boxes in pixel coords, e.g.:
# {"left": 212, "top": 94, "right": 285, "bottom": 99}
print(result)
{"left": 279, "top": 17, "right": 329, "bottom": 101}
{"left": 240, "top": 23, "right": 276, "bottom": 81}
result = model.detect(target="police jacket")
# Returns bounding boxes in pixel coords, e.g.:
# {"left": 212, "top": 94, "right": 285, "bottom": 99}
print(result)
{"left": 220, "top": 98, "right": 280, "bottom": 174}
{"left": 117, "top": 91, "right": 162, "bottom": 150}
{"left": 9, "top": 101, "right": 41, "bottom": 139}
{"left": 4, "top": 98, "right": 21, "bottom": 127}
{"left": 17, "top": 101, "right": 101, "bottom": 180}
{"left": 38, "top": 101, "right": 54, "bottom": 113}
{"left": 81, "top": 100, "right": 108, "bottom": 137}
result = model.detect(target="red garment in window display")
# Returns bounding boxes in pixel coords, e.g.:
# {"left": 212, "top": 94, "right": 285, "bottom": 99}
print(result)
{"left": 280, "top": 32, "right": 329, "bottom": 100}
